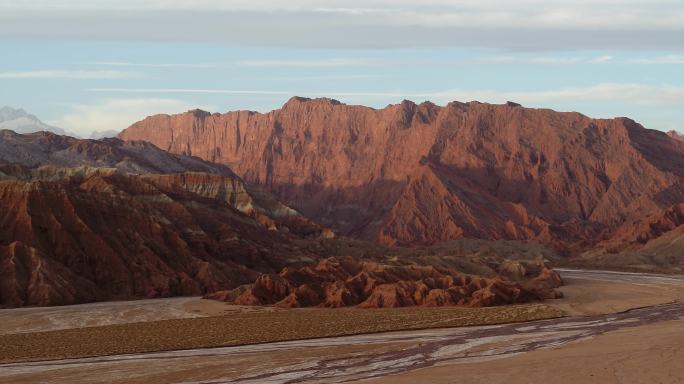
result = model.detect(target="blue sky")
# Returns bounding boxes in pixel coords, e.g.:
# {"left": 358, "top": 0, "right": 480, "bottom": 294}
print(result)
{"left": 1, "top": 0, "right": 683, "bottom": 136}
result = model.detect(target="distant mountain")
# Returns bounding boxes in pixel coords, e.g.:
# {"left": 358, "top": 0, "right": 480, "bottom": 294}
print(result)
{"left": 0, "top": 129, "right": 240, "bottom": 174}
{"left": 89, "top": 129, "right": 120, "bottom": 139}
{"left": 120, "top": 97, "right": 684, "bottom": 265}
{"left": 0, "top": 106, "right": 70, "bottom": 136}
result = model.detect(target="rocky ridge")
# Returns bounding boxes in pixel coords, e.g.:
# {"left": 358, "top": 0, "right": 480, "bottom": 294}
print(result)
{"left": 206, "top": 256, "right": 562, "bottom": 308}
{"left": 119, "top": 98, "right": 684, "bottom": 254}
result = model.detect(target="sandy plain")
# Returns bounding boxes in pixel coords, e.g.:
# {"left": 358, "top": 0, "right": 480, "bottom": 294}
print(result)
{"left": 367, "top": 318, "right": 684, "bottom": 384}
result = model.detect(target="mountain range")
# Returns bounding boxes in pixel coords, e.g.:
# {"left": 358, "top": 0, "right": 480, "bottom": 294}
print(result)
{"left": 2, "top": 97, "right": 682, "bottom": 307}
{"left": 0, "top": 129, "right": 560, "bottom": 307}
{"left": 120, "top": 97, "right": 684, "bottom": 271}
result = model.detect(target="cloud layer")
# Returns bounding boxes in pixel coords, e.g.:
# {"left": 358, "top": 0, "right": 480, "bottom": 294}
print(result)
{"left": 0, "top": 70, "right": 135, "bottom": 79}
{"left": 2, "top": 1, "right": 683, "bottom": 50}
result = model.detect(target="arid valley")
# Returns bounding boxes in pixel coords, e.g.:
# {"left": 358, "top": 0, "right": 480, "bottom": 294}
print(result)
{"left": 2, "top": 1, "right": 684, "bottom": 383}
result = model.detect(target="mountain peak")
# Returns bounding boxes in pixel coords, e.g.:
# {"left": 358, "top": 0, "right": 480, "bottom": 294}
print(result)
{"left": 0, "top": 106, "right": 69, "bottom": 136}
{"left": 283, "top": 96, "right": 342, "bottom": 109}
{"left": 0, "top": 106, "right": 30, "bottom": 121}
{"left": 188, "top": 108, "right": 212, "bottom": 117}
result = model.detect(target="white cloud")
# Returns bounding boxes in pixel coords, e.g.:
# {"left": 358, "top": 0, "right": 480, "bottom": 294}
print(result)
{"left": 48, "top": 98, "right": 209, "bottom": 136}
{"left": 3, "top": 0, "right": 683, "bottom": 30}
{"left": 248, "top": 74, "right": 392, "bottom": 81}
{"left": 237, "top": 58, "right": 383, "bottom": 67}
{"left": 2, "top": 1, "right": 683, "bottom": 50}
{"left": 485, "top": 56, "right": 583, "bottom": 64}
{"left": 483, "top": 55, "right": 614, "bottom": 65}
{"left": 88, "top": 61, "right": 219, "bottom": 68}
{"left": 313, "top": 7, "right": 387, "bottom": 15}
{"left": 0, "top": 70, "right": 136, "bottom": 79}
{"left": 89, "top": 88, "right": 293, "bottom": 95}
{"left": 631, "top": 55, "right": 684, "bottom": 64}
{"left": 89, "top": 59, "right": 389, "bottom": 69}
{"left": 590, "top": 55, "right": 614, "bottom": 63}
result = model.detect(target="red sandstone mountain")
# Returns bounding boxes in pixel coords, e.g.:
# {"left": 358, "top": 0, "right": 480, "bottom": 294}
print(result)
{"left": 206, "top": 256, "right": 562, "bottom": 308}
{"left": 0, "top": 130, "right": 560, "bottom": 308}
{"left": 120, "top": 98, "right": 684, "bottom": 253}
{"left": 572, "top": 203, "right": 684, "bottom": 273}
{"left": 0, "top": 131, "right": 328, "bottom": 307}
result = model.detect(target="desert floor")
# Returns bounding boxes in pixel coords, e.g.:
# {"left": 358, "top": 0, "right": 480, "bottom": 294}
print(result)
{"left": 0, "top": 269, "right": 683, "bottom": 383}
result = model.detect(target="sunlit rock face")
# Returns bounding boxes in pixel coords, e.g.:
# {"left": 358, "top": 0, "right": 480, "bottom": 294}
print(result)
{"left": 120, "top": 98, "right": 684, "bottom": 253}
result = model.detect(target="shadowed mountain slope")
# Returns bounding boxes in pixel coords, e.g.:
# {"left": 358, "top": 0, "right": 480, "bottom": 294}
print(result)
{"left": 120, "top": 98, "right": 684, "bottom": 254}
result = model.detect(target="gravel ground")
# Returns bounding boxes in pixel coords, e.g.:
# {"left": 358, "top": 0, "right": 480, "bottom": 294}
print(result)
{"left": 0, "top": 303, "right": 562, "bottom": 363}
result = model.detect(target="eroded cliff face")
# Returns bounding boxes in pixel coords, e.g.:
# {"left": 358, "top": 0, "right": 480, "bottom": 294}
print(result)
{"left": 120, "top": 98, "right": 684, "bottom": 251}
{"left": 570, "top": 203, "right": 684, "bottom": 273}
{"left": 0, "top": 131, "right": 329, "bottom": 307}
{"left": 0, "top": 167, "right": 328, "bottom": 307}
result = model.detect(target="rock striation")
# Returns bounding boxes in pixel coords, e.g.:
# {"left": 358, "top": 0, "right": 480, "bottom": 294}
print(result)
{"left": 120, "top": 98, "right": 684, "bottom": 253}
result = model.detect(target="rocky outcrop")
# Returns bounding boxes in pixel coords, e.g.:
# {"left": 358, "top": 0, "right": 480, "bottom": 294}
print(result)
{"left": 668, "top": 130, "right": 684, "bottom": 141}
{"left": 205, "top": 257, "right": 562, "bottom": 308}
{"left": 120, "top": 98, "right": 684, "bottom": 252}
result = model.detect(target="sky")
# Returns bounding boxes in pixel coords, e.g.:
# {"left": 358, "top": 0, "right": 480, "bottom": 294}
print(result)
{"left": 0, "top": 0, "right": 683, "bottom": 137}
